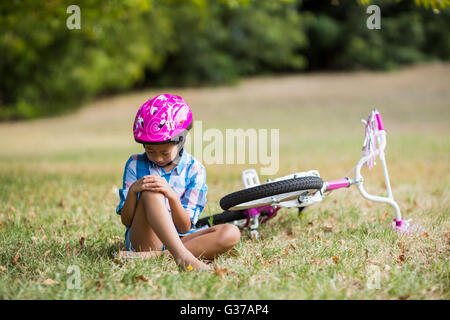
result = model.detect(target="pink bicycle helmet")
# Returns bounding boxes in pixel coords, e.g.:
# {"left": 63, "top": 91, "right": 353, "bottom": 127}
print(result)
{"left": 133, "top": 94, "right": 193, "bottom": 145}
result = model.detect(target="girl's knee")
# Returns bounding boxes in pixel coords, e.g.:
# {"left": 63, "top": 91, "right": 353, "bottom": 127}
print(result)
{"left": 141, "top": 190, "right": 164, "bottom": 199}
{"left": 218, "top": 224, "right": 240, "bottom": 248}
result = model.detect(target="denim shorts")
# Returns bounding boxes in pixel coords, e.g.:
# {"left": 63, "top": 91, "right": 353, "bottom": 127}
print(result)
{"left": 124, "top": 228, "right": 166, "bottom": 252}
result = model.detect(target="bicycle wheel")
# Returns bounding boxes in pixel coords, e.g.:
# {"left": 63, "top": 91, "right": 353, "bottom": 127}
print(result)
{"left": 195, "top": 210, "right": 248, "bottom": 228}
{"left": 220, "top": 176, "right": 324, "bottom": 211}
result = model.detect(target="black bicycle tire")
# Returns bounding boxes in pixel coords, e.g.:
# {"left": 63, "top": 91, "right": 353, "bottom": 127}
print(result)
{"left": 195, "top": 210, "right": 247, "bottom": 228}
{"left": 220, "top": 176, "right": 324, "bottom": 210}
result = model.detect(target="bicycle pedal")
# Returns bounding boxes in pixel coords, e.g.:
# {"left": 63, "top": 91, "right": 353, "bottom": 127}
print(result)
{"left": 298, "top": 207, "right": 306, "bottom": 217}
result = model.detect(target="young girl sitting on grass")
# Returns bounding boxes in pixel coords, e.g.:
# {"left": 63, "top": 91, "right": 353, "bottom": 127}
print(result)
{"left": 116, "top": 94, "right": 240, "bottom": 271}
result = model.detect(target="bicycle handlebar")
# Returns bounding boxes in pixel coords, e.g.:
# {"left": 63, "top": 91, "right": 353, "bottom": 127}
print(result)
{"left": 326, "top": 178, "right": 350, "bottom": 191}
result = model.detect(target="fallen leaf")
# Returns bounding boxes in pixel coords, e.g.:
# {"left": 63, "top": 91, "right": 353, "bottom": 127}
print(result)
{"left": 226, "top": 248, "right": 239, "bottom": 258}
{"left": 332, "top": 256, "right": 340, "bottom": 264}
{"left": 79, "top": 237, "right": 85, "bottom": 249}
{"left": 42, "top": 278, "right": 58, "bottom": 285}
{"left": 398, "top": 295, "right": 410, "bottom": 300}
{"left": 135, "top": 275, "right": 150, "bottom": 283}
{"left": 0, "top": 265, "right": 6, "bottom": 272}
{"left": 135, "top": 275, "right": 159, "bottom": 289}
{"left": 213, "top": 265, "right": 229, "bottom": 277}
{"left": 94, "top": 280, "right": 103, "bottom": 291}
{"left": 11, "top": 252, "right": 20, "bottom": 265}
{"left": 380, "top": 212, "right": 389, "bottom": 223}
{"left": 31, "top": 236, "right": 39, "bottom": 242}
{"left": 113, "top": 259, "right": 124, "bottom": 267}
{"left": 285, "top": 227, "right": 295, "bottom": 238}
{"left": 263, "top": 260, "right": 270, "bottom": 267}
{"left": 422, "top": 231, "right": 429, "bottom": 238}
{"left": 59, "top": 199, "right": 66, "bottom": 208}
{"left": 99, "top": 272, "right": 106, "bottom": 278}
{"left": 323, "top": 225, "right": 334, "bottom": 233}
{"left": 44, "top": 250, "right": 51, "bottom": 257}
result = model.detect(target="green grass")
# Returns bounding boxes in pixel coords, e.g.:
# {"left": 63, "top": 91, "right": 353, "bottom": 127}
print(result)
{"left": 0, "top": 63, "right": 449, "bottom": 299}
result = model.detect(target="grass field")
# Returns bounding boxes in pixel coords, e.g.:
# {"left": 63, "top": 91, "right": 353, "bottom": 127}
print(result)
{"left": 0, "top": 62, "right": 449, "bottom": 299}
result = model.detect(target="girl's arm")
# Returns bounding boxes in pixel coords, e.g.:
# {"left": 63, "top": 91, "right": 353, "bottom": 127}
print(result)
{"left": 117, "top": 156, "right": 138, "bottom": 228}
{"left": 167, "top": 193, "right": 192, "bottom": 234}
{"left": 119, "top": 186, "right": 138, "bottom": 228}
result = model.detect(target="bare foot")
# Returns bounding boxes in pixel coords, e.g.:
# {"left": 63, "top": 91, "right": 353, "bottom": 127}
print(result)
{"left": 175, "top": 252, "right": 211, "bottom": 271}
{"left": 117, "top": 251, "right": 211, "bottom": 271}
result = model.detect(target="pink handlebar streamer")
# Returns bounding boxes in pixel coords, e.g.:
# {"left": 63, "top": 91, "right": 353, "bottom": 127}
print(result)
{"left": 375, "top": 113, "right": 385, "bottom": 131}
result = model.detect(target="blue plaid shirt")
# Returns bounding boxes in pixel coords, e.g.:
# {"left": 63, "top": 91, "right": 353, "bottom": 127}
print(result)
{"left": 116, "top": 149, "right": 208, "bottom": 236}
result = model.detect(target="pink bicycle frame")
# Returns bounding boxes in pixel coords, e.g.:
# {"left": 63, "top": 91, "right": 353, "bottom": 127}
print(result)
{"left": 323, "top": 110, "right": 403, "bottom": 226}
{"left": 241, "top": 205, "right": 282, "bottom": 227}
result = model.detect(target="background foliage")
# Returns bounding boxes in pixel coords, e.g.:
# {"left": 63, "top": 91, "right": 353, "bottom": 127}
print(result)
{"left": 0, "top": 0, "right": 449, "bottom": 120}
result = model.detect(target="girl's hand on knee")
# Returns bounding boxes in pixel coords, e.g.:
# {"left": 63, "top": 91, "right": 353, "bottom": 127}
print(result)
{"left": 144, "top": 176, "right": 176, "bottom": 199}
{"left": 131, "top": 175, "right": 159, "bottom": 194}
{"left": 131, "top": 175, "right": 176, "bottom": 199}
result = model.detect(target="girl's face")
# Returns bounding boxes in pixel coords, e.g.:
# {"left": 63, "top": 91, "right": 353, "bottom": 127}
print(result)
{"left": 143, "top": 143, "right": 178, "bottom": 167}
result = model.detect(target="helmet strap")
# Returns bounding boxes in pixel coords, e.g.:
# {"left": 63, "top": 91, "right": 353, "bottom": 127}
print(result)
{"left": 165, "top": 147, "right": 183, "bottom": 166}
